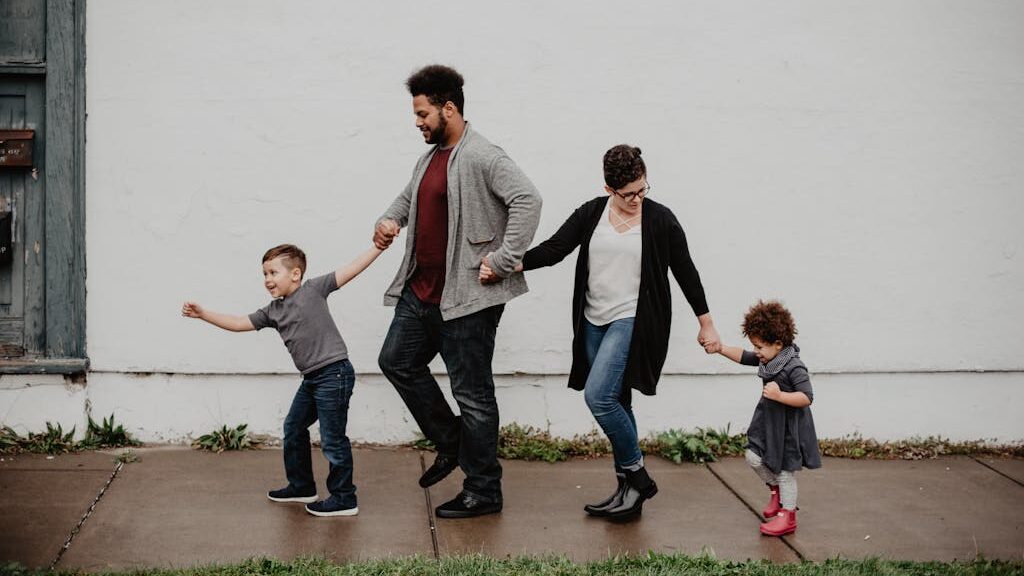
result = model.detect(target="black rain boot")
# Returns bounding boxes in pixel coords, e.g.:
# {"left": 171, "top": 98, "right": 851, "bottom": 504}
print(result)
{"left": 584, "top": 473, "right": 627, "bottom": 516}
{"left": 604, "top": 466, "right": 658, "bottom": 520}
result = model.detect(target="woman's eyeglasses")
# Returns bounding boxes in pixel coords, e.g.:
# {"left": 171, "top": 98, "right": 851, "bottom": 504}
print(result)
{"left": 612, "top": 183, "right": 651, "bottom": 201}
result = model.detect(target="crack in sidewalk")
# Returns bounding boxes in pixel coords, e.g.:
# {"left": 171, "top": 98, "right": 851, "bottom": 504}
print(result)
{"left": 972, "top": 457, "right": 1024, "bottom": 488}
{"left": 50, "top": 458, "right": 125, "bottom": 570}
{"left": 704, "top": 463, "right": 806, "bottom": 561}
{"left": 419, "top": 452, "right": 441, "bottom": 562}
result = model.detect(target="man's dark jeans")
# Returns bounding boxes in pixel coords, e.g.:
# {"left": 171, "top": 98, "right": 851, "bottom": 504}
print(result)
{"left": 379, "top": 287, "right": 504, "bottom": 503}
{"left": 282, "top": 359, "right": 356, "bottom": 508}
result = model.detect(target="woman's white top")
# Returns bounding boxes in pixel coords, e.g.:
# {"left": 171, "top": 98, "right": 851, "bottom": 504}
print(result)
{"left": 584, "top": 200, "right": 642, "bottom": 326}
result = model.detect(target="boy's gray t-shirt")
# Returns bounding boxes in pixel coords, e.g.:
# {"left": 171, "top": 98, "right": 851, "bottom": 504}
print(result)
{"left": 248, "top": 272, "right": 348, "bottom": 375}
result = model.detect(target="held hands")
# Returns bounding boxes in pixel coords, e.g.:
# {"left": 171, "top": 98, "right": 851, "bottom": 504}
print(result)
{"left": 697, "top": 323, "right": 721, "bottom": 354}
{"left": 181, "top": 301, "right": 204, "bottom": 319}
{"left": 762, "top": 381, "right": 782, "bottom": 401}
{"left": 373, "top": 219, "right": 400, "bottom": 250}
{"left": 702, "top": 340, "right": 723, "bottom": 354}
{"left": 479, "top": 254, "right": 526, "bottom": 284}
{"left": 479, "top": 253, "right": 501, "bottom": 284}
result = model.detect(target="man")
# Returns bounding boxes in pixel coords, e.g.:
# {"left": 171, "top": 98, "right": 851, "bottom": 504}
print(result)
{"left": 375, "top": 65, "right": 542, "bottom": 518}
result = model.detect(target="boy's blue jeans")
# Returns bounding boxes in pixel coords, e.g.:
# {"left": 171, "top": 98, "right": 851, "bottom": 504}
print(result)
{"left": 282, "top": 358, "right": 356, "bottom": 507}
{"left": 583, "top": 317, "right": 643, "bottom": 471}
{"left": 378, "top": 286, "right": 504, "bottom": 503}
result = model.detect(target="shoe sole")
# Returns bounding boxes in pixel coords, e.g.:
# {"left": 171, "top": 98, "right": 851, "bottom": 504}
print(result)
{"left": 305, "top": 506, "right": 359, "bottom": 517}
{"left": 418, "top": 466, "right": 459, "bottom": 488}
{"left": 760, "top": 528, "right": 796, "bottom": 536}
{"left": 603, "top": 483, "right": 658, "bottom": 519}
{"left": 268, "top": 494, "right": 318, "bottom": 503}
{"left": 435, "top": 506, "right": 502, "bottom": 519}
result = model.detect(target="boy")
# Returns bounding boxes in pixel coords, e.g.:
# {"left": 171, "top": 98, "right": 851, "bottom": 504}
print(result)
{"left": 182, "top": 243, "right": 382, "bottom": 517}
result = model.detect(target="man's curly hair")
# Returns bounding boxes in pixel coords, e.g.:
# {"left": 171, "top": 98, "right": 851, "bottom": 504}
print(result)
{"left": 603, "top": 145, "right": 647, "bottom": 190}
{"left": 742, "top": 300, "right": 797, "bottom": 346}
{"left": 406, "top": 64, "right": 465, "bottom": 115}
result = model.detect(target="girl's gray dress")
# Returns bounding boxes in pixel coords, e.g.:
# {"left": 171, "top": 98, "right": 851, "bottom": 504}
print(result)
{"left": 741, "top": 345, "right": 822, "bottom": 474}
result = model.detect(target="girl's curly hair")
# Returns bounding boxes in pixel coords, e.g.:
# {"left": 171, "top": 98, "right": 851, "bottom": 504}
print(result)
{"left": 603, "top": 144, "right": 646, "bottom": 190}
{"left": 742, "top": 300, "right": 797, "bottom": 346}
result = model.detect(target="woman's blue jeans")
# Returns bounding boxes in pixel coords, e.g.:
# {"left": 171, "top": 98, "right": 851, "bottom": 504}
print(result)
{"left": 583, "top": 317, "right": 642, "bottom": 470}
{"left": 282, "top": 359, "right": 356, "bottom": 507}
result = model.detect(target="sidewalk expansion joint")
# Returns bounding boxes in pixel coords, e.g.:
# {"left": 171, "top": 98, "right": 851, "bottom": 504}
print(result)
{"left": 50, "top": 458, "right": 125, "bottom": 570}
{"left": 704, "top": 463, "right": 806, "bottom": 561}
{"left": 419, "top": 452, "right": 441, "bottom": 561}
{"left": 972, "top": 457, "right": 1024, "bottom": 488}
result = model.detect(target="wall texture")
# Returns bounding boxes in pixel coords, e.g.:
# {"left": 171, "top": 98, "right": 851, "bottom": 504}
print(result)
{"left": 6, "top": 0, "right": 1023, "bottom": 442}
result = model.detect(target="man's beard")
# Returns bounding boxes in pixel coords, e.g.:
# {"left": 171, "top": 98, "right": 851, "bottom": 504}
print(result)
{"left": 426, "top": 114, "right": 448, "bottom": 145}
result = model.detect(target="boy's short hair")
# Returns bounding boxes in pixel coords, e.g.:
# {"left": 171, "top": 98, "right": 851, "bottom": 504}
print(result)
{"left": 742, "top": 300, "right": 797, "bottom": 346}
{"left": 262, "top": 244, "right": 307, "bottom": 277}
{"left": 406, "top": 64, "right": 465, "bottom": 115}
{"left": 603, "top": 144, "right": 647, "bottom": 190}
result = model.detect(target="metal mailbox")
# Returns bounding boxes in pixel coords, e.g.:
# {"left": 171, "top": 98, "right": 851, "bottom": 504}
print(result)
{"left": 0, "top": 130, "right": 34, "bottom": 168}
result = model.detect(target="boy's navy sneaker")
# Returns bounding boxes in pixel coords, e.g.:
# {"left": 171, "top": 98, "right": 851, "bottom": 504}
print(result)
{"left": 267, "top": 486, "right": 317, "bottom": 503}
{"left": 305, "top": 496, "right": 359, "bottom": 517}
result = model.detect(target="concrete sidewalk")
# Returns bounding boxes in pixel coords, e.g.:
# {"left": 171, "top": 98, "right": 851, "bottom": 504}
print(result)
{"left": 1, "top": 447, "right": 1022, "bottom": 571}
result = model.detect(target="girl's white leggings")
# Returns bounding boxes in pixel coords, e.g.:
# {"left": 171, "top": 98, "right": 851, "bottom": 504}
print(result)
{"left": 745, "top": 449, "right": 798, "bottom": 510}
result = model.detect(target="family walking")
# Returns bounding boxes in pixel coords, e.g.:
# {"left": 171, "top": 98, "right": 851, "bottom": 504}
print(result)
{"left": 182, "top": 64, "right": 820, "bottom": 537}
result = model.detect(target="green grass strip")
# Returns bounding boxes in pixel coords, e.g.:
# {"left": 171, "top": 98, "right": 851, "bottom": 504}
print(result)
{"left": 4, "top": 554, "right": 1023, "bottom": 576}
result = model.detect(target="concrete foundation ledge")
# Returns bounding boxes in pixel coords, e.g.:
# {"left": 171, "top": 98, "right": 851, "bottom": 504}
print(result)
{"left": 0, "top": 371, "right": 1021, "bottom": 444}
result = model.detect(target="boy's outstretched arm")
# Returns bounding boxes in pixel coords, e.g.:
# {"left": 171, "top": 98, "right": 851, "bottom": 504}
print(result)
{"left": 334, "top": 245, "right": 385, "bottom": 289}
{"left": 182, "top": 302, "right": 255, "bottom": 332}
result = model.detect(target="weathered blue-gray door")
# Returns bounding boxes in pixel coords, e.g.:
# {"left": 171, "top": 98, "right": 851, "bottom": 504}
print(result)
{"left": 1, "top": 0, "right": 86, "bottom": 373}
{"left": 0, "top": 78, "right": 46, "bottom": 357}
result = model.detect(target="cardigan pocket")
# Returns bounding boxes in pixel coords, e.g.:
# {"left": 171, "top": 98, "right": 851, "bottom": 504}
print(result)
{"left": 464, "top": 232, "right": 497, "bottom": 269}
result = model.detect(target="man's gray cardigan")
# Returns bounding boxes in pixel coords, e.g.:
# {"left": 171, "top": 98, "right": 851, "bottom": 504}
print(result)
{"left": 379, "top": 123, "right": 542, "bottom": 320}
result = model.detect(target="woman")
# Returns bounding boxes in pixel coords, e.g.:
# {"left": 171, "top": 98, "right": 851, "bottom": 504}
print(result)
{"left": 481, "top": 145, "right": 720, "bottom": 520}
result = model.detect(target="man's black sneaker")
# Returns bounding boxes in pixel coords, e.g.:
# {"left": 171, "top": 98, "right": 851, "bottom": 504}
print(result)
{"left": 419, "top": 452, "right": 459, "bottom": 488}
{"left": 267, "top": 486, "right": 317, "bottom": 503}
{"left": 435, "top": 491, "right": 502, "bottom": 519}
{"left": 305, "top": 497, "right": 359, "bottom": 517}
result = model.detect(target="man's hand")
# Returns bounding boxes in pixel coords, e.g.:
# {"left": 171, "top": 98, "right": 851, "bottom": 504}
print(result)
{"left": 181, "top": 301, "right": 204, "bottom": 319}
{"left": 373, "top": 219, "right": 401, "bottom": 250}
{"left": 479, "top": 253, "right": 502, "bottom": 284}
{"left": 762, "top": 381, "right": 782, "bottom": 401}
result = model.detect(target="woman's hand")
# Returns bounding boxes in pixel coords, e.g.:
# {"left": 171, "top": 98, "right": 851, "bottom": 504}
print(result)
{"left": 696, "top": 315, "right": 721, "bottom": 354}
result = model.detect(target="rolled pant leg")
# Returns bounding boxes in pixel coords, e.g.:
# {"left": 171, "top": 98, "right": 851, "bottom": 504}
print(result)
{"left": 583, "top": 318, "right": 642, "bottom": 470}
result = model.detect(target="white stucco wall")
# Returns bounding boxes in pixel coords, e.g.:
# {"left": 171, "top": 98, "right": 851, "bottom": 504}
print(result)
{"left": 8, "top": 0, "right": 1024, "bottom": 442}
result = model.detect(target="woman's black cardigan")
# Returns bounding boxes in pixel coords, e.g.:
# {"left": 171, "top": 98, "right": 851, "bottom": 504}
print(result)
{"left": 522, "top": 196, "right": 709, "bottom": 396}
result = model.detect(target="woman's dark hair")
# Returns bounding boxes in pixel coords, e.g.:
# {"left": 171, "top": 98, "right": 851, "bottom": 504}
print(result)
{"left": 603, "top": 144, "right": 647, "bottom": 190}
{"left": 742, "top": 300, "right": 798, "bottom": 346}
{"left": 406, "top": 65, "right": 465, "bottom": 115}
